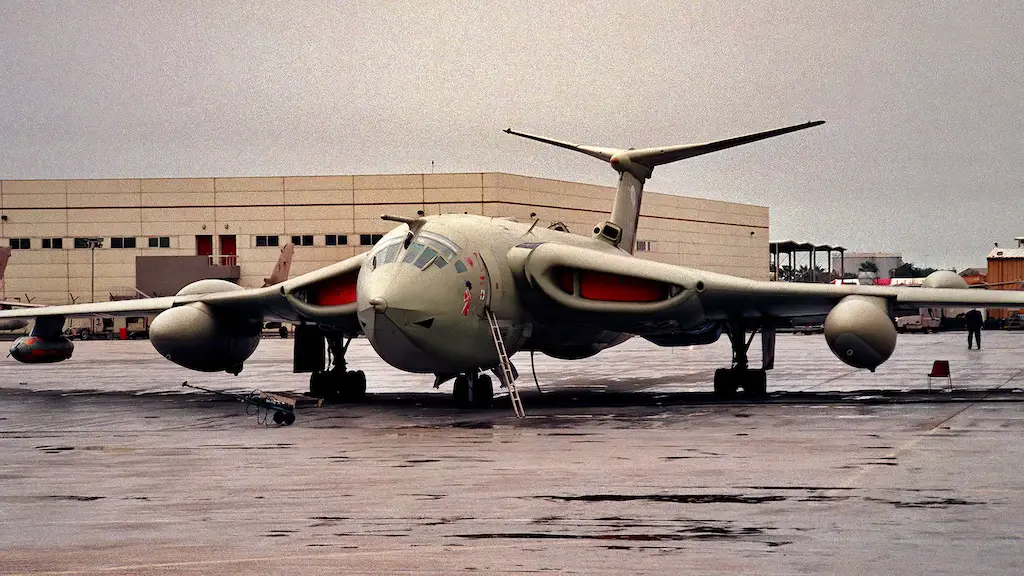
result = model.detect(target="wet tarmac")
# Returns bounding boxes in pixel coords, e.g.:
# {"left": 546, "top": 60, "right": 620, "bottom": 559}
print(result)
{"left": 1, "top": 332, "right": 1023, "bottom": 574}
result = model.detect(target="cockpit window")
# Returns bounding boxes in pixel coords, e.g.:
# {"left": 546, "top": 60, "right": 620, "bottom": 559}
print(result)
{"left": 395, "top": 231, "right": 462, "bottom": 271}
{"left": 412, "top": 246, "right": 439, "bottom": 268}
{"left": 402, "top": 242, "right": 426, "bottom": 264}
{"left": 380, "top": 242, "right": 401, "bottom": 264}
{"left": 370, "top": 239, "right": 403, "bottom": 270}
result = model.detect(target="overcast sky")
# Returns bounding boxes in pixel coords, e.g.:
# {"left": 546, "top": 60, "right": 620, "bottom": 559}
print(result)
{"left": 1, "top": 1, "right": 1021, "bottom": 268}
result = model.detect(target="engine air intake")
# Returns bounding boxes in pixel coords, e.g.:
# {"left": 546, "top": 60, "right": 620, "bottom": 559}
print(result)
{"left": 557, "top": 268, "right": 672, "bottom": 303}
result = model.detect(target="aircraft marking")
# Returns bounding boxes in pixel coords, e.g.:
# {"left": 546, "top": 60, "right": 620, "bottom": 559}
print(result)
{"left": 462, "top": 287, "right": 472, "bottom": 316}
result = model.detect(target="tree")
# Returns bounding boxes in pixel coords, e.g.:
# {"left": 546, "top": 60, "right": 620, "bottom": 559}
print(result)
{"left": 891, "top": 262, "right": 938, "bottom": 278}
{"left": 858, "top": 261, "right": 879, "bottom": 274}
{"left": 793, "top": 265, "right": 828, "bottom": 283}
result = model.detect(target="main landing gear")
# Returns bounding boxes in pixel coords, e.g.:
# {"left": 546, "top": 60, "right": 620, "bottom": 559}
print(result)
{"left": 452, "top": 372, "right": 494, "bottom": 409}
{"left": 713, "top": 321, "right": 776, "bottom": 400}
{"left": 309, "top": 333, "right": 366, "bottom": 402}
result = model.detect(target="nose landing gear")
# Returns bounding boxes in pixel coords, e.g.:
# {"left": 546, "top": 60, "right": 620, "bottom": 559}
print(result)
{"left": 453, "top": 372, "right": 493, "bottom": 408}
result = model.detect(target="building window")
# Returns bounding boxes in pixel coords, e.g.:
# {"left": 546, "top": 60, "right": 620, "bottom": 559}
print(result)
{"left": 290, "top": 235, "right": 314, "bottom": 246}
{"left": 360, "top": 234, "right": 383, "bottom": 246}
{"left": 148, "top": 237, "right": 170, "bottom": 248}
{"left": 255, "top": 235, "right": 279, "bottom": 247}
{"left": 635, "top": 240, "right": 653, "bottom": 252}
{"left": 325, "top": 234, "right": 348, "bottom": 246}
{"left": 41, "top": 238, "right": 63, "bottom": 249}
{"left": 9, "top": 238, "right": 30, "bottom": 250}
{"left": 110, "top": 237, "right": 137, "bottom": 249}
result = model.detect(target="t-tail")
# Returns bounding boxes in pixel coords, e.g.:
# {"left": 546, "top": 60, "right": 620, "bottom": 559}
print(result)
{"left": 504, "top": 120, "right": 824, "bottom": 253}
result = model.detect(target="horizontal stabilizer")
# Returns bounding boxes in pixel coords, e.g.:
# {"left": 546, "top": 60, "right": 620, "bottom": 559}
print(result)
{"left": 502, "top": 128, "right": 620, "bottom": 162}
{"left": 505, "top": 120, "right": 824, "bottom": 179}
{"left": 627, "top": 120, "right": 825, "bottom": 170}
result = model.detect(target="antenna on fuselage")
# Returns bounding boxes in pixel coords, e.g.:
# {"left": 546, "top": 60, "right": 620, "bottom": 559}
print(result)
{"left": 504, "top": 121, "right": 824, "bottom": 253}
{"left": 525, "top": 218, "right": 540, "bottom": 236}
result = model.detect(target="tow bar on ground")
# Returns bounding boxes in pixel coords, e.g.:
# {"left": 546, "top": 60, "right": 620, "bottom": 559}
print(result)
{"left": 181, "top": 381, "right": 297, "bottom": 425}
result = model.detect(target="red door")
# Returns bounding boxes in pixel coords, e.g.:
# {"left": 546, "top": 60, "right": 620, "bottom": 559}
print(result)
{"left": 219, "top": 235, "right": 236, "bottom": 266}
{"left": 196, "top": 235, "right": 213, "bottom": 258}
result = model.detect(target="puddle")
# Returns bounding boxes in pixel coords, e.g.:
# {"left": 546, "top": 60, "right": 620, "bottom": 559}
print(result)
{"left": 539, "top": 494, "right": 786, "bottom": 505}
{"left": 866, "top": 497, "right": 983, "bottom": 509}
{"left": 35, "top": 445, "right": 74, "bottom": 454}
{"left": 455, "top": 525, "right": 766, "bottom": 542}
{"left": 450, "top": 421, "right": 494, "bottom": 429}
{"left": 197, "top": 443, "right": 295, "bottom": 450}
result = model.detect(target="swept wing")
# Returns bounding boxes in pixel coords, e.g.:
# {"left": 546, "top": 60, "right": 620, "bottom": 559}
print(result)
{"left": 0, "top": 253, "right": 367, "bottom": 330}
{"left": 514, "top": 243, "right": 1024, "bottom": 335}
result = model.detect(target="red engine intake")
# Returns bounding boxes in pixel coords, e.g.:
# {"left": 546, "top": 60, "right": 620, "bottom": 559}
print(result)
{"left": 9, "top": 336, "right": 74, "bottom": 364}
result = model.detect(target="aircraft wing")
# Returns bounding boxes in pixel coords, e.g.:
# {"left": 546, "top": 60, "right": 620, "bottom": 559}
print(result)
{"left": 0, "top": 253, "right": 367, "bottom": 334}
{"left": 514, "top": 243, "right": 1024, "bottom": 337}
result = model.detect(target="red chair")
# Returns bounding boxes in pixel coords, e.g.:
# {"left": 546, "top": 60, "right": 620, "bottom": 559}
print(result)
{"left": 928, "top": 360, "right": 951, "bottom": 391}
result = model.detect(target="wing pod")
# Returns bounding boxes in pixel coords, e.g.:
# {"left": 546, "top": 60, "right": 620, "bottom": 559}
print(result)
{"left": 10, "top": 335, "right": 74, "bottom": 364}
{"left": 824, "top": 296, "right": 897, "bottom": 371}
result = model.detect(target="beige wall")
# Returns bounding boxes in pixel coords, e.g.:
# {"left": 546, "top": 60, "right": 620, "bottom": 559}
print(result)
{"left": 0, "top": 174, "right": 769, "bottom": 304}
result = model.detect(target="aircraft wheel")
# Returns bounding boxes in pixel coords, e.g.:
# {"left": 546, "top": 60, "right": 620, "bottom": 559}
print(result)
{"left": 472, "top": 374, "right": 493, "bottom": 408}
{"left": 282, "top": 412, "right": 296, "bottom": 426}
{"left": 453, "top": 376, "right": 471, "bottom": 408}
{"left": 272, "top": 410, "right": 284, "bottom": 425}
{"left": 309, "top": 372, "right": 329, "bottom": 399}
{"left": 343, "top": 370, "right": 367, "bottom": 401}
{"left": 742, "top": 370, "right": 768, "bottom": 398}
{"left": 713, "top": 369, "right": 738, "bottom": 399}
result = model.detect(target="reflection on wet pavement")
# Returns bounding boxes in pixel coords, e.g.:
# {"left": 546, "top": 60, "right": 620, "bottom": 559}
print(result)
{"left": 1, "top": 332, "right": 1023, "bottom": 574}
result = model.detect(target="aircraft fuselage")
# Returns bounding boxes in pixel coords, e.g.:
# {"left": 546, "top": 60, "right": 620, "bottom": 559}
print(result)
{"left": 356, "top": 214, "right": 631, "bottom": 374}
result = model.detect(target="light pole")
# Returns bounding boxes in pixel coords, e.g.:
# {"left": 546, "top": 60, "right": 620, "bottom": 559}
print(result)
{"left": 85, "top": 238, "right": 103, "bottom": 303}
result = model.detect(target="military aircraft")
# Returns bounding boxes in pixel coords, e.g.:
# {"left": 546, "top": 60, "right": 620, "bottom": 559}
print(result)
{"left": 4, "top": 121, "right": 1024, "bottom": 415}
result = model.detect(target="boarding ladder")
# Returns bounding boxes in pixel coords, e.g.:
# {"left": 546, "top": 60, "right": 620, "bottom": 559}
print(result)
{"left": 485, "top": 308, "right": 525, "bottom": 418}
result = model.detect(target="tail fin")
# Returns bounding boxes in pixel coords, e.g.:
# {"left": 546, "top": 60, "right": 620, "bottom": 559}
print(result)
{"left": 505, "top": 120, "right": 824, "bottom": 253}
{"left": 263, "top": 243, "right": 294, "bottom": 287}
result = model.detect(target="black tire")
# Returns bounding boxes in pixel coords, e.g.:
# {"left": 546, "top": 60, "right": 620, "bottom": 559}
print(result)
{"left": 472, "top": 374, "right": 493, "bottom": 408}
{"left": 713, "top": 368, "right": 737, "bottom": 399}
{"left": 342, "top": 370, "right": 367, "bottom": 401}
{"left": 279, "top": 327, "right": 288, "bottom": 339}
{"left": 453, "top": 376, "right": 471, "bottom": 408}
{"left": 282, "top": 412, "right": 296, "bottom": 426}
{"left": 309, "top": 372, "right": 327, "bottom": 399}
{"left": 80, "top": 329, "right": 91, "bottom": 341}
{"left": 272, "top": 410, "right": 284, "bottom": 425}
{"left": 742, "top": 371, "right": 768, "bottom": 398}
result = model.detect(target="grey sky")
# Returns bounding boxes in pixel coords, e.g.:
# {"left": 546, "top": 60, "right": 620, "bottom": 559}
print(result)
{"left": 1, "top": 1, "right": 1021, "bottom": 269}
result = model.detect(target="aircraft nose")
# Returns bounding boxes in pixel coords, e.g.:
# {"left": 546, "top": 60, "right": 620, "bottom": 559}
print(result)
{"left": 357, "top": 267, "right": 441, "bottom": 373}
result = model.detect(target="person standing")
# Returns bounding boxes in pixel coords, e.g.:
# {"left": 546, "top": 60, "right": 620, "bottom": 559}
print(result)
{"left": 965, "top": 309, "right": 983, "bottom": 349}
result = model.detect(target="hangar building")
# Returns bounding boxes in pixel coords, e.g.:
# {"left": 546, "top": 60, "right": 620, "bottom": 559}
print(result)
{"left": 0, "top": 173, "right": 769, "bottom": 304}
